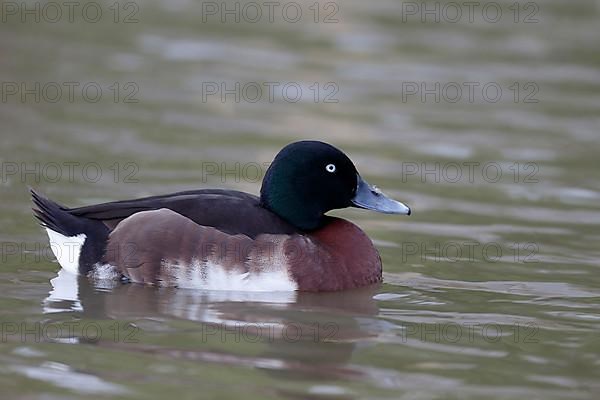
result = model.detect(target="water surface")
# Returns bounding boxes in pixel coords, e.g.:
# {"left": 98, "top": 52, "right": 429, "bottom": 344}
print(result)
{"left": 1, "top": 0, "right": 599, "bottom": 398}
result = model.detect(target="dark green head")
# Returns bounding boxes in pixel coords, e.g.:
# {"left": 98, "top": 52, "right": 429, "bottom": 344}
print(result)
{"left": 260, "top": 141, "right": 410, "bottom": 231}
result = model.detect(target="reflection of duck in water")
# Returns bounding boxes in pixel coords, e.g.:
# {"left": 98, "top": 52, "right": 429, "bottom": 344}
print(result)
{"left": 45, "top": 269, "right": 380, "bottom": 320}
{"left": 33, "top": 141, "right": 410, "bottom": 292}
{"left": 43, "top": 271, "right": 384, "bottom": 380}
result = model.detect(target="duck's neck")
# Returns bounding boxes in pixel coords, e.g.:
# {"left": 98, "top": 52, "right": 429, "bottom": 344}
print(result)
{"left": 288, "top": 217, "right": 383, "bottom": 291}
{"left": 260, "top": 177, "right": 324, "bottom": 231}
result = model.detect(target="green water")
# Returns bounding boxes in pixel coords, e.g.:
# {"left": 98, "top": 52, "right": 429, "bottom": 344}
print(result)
{"left": 1, "top": 0, "right": 600, "bottom": 398}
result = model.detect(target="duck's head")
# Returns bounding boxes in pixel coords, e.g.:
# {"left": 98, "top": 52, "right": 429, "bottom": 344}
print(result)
{"left": 260, "top": 140, "right": 411, "bottom": 230}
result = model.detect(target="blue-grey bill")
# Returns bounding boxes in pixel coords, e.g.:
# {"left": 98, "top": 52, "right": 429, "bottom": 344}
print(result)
{"left": 351, "top": 176, "right": 411, "bottom": 215}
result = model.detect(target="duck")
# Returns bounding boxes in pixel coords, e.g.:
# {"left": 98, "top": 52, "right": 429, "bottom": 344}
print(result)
{"left": 31, "top": 140, "right": 411, "bottom": 292}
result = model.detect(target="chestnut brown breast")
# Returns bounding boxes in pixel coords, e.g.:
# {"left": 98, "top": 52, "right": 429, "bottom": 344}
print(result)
{"left": 103, "top": 210, "right": 381, "bottom": 292}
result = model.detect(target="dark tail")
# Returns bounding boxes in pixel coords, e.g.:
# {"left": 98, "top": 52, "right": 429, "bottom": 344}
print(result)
{"left": 31, "top": 188, "right": 110, "bottom": 273}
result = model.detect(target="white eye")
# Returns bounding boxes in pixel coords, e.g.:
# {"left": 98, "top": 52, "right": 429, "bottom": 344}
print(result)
{"left": 325, "top": 163, "right": 336, "bottom": 173}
